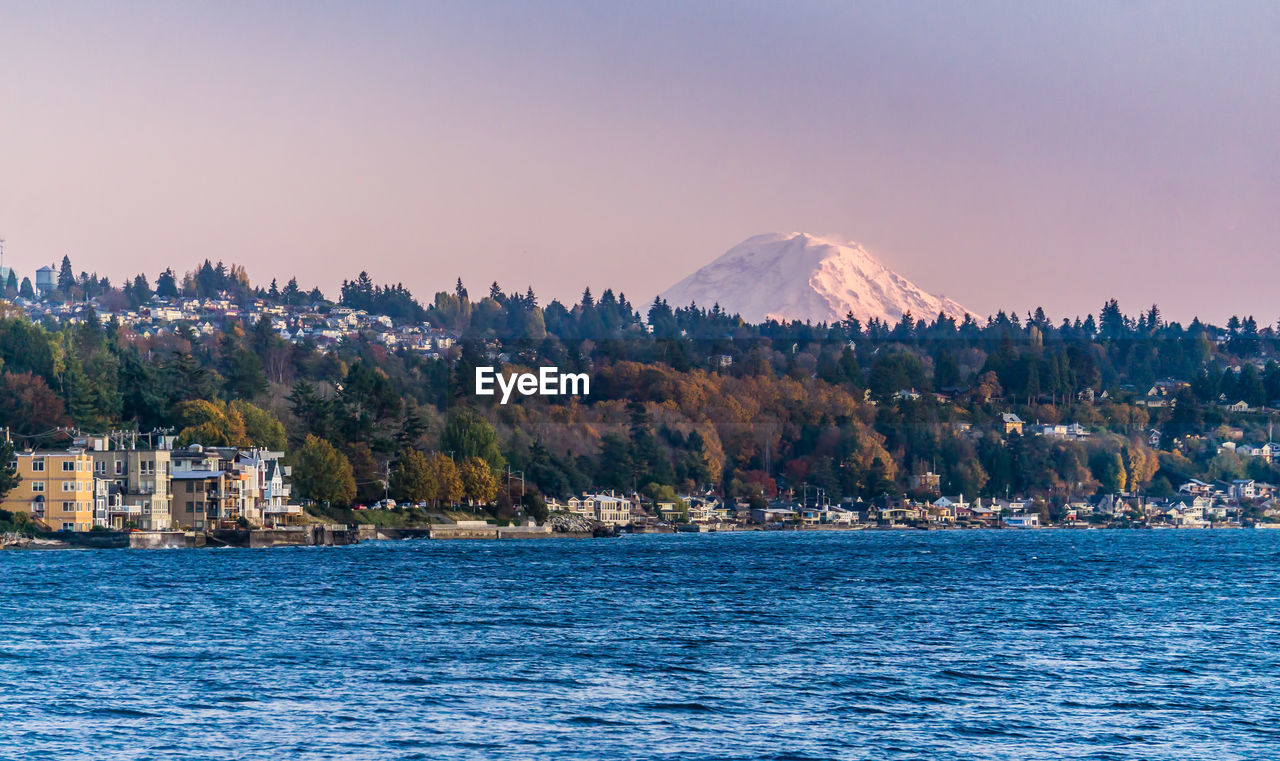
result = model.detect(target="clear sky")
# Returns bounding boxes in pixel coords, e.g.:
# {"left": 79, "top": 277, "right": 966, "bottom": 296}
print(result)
{"left": 1, "top": 1, "right": 1277, "bottom": 323}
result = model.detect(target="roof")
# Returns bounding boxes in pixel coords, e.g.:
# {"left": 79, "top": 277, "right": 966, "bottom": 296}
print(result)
{"left": 171, "top": 470, "right": 223, "bottom": 479}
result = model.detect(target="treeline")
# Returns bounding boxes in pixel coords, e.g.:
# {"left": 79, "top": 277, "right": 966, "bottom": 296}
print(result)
{"left": 4, "top": 261, "right": 1280, "bottom": 515}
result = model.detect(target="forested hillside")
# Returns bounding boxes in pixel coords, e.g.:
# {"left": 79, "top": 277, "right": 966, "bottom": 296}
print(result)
{"left": 3, "top": 259, "right": 1280, "bottom": 512}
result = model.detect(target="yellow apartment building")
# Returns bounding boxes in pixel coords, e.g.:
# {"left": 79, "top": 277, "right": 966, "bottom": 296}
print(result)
{"left": 1, "top": 450, "right": 96, "bottom": 531}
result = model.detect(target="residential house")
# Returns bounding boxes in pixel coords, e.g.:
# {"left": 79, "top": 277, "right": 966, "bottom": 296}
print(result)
{"left": 750, "top": 506, "right": 798, "bottom": 524}
{"left": 1231, "top": 479, "right": 1259, "bottom": 502}
{"left": 570, "top": 492, "right": 637, "bottom": 527}
{"left": 1178, "top": 479, "right": 1212, "bottom": 497}
{"left": 1036, "top": 422, "right": 1090, "bottom": 440}
{"left": 933, "top": 495, "right": 970, "bottom": 520}
{"left": 83, "top": 436, "right": 174, "bottom": 530}
{"left": 1003, "top": 513, "right": 1041, "bottom": 528}
{"left": 1, "top": 449, "right": 95, "bottom": 531}
{"left": 1002, "top": 413, "right": 1024, "bottom": 435}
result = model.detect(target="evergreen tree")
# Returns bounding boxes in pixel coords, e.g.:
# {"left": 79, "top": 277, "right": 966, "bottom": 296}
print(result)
{"left": 0, "top": 438, "right": 19, "bottom": 503}
{"left": 57, "top": 255, "right": 75, "bottom": 293}
{"left": 156, "top": 268, "right": 179, "bottom": 299}
{"left": 347, "top": 442, "right": 384, "bottom": 505}
{"left": 132, "top": 274, "right": 153, "bottom": 304}
{"left": 440, "top": 408, "right": 505, "bottom": 471}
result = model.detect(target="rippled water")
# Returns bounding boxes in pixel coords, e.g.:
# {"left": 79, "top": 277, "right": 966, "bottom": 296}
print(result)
{"left": 3, "top": 530, "right": 1280, "bottom": 760}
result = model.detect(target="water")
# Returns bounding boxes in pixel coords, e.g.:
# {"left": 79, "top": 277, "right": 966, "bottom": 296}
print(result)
{"left": 3, "top": 530, "right": 1280, "bottom": 760}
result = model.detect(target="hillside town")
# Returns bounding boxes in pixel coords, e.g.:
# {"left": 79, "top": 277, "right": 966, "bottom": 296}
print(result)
{"left": 5, "top": 254, "right": 1280, "bottom": 550}
{"left": 8, "top": 274, "right": 459, "bottom": 359}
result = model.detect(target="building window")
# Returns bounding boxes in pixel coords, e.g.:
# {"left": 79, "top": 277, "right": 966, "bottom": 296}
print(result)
{"left": 115, "top": 461, "right": 125, "bottom": 475}
{"left": 95, "top": 461, "right": 105, "bottom": 474}
{"left": 32, "top": 458, "right": 45, "bottom": 472}
{"left": 62, "top": 461, "right": 75, "bottom": 472}
{"left": 31, "top": 481, "right": 44, "bottom": 493}
{"left": 62, "top": 481, "right": 74, "bottom": 492}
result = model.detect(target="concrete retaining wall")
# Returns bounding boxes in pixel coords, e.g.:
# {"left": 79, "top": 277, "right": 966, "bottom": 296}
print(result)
{"left": 129, "top": 531, "right": 204, "bottom": 549}
{"left": 42, "top": 531, "right": 130, "bottom": 549}
{"left": 210, "top": 525, "right": 360, "bottom": 548}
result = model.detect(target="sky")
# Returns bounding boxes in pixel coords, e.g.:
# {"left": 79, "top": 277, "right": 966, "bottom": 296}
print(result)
{"left": 0, "top": 1, "right": 1277, "bottom": 324}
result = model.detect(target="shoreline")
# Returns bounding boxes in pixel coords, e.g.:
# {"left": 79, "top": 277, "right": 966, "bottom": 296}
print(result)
{"left": 0, "top": 519, "right": 1257, "bottom": 550}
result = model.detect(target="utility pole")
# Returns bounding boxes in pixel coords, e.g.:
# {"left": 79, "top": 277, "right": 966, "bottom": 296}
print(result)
{"left": 505, "top": 466, "right": 525, "bottom": 500}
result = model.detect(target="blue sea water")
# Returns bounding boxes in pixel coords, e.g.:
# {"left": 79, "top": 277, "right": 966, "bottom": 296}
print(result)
{"left": 3, "top": 530, "right": 1280, "bottom": 760}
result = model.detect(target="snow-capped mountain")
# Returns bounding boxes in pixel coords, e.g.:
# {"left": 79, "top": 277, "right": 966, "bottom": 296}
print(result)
{"left": 659, "top": 232, "right": 970, "bottom": 325}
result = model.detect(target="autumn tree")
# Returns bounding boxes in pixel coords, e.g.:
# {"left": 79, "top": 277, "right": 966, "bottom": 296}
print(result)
{"left": 174, "top": 400, "right": 249, "bottom": 447}
{"left": 390, "top": 448, "right": 437, "bottom": 505}
{"left": 430, "top": 453, "right": 463, "bottom": 507}
{"left": 294, "top": 435, "right": 356, "bottom": 506}
{"left": 0, "top": 373, "right": 71, "bottom": 435}
{"left": 460, "top": 456, "right": 497, "bottom": 505}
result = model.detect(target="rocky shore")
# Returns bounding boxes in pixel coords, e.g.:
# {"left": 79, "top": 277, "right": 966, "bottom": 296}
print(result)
{"left": 548, "top": 513, "right": 617, "bottom": 537}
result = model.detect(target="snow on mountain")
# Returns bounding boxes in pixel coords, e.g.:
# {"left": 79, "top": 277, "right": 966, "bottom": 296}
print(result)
{"left": 659, "top": 232, "right": 970, "bottom": 325}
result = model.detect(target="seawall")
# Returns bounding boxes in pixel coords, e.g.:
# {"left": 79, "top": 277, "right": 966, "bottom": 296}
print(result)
{"left": 209, "top": 525, "right": 360, "bottom": 548}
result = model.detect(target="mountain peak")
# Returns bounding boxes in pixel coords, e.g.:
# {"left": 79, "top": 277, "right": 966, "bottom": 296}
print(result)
{"left": 660, "top": 233, "right": 969, "bottom": 325}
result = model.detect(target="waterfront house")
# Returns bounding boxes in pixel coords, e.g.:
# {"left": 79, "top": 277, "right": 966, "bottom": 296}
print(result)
{"left": 82, "top": 435, "right": 174, "bottom": 530}
{"left": 1003, "top": 513, "right": 1041, "bottom": 528}
{"left": 1002, "top": 413, "right": 1024, "bottom": 435}
{"left": 656, "top": 501, "right": 684, "bottom": 522}
{"left": 1, "top": 449, "right": 95, "bottom": 531}
{"left": 571, "top": 492, "right": 637, "bottom": 527}
{"left": 932, "top": 495, "right": 970, "bottom": 520}
{"left": 168, "top": 444, "right": 298, "bottom": 529}
{"left": 750, "top": 507, "right": 797, "bottom": 524}
{"left": 817, "top": 505, "right": 856, "bottom": 525}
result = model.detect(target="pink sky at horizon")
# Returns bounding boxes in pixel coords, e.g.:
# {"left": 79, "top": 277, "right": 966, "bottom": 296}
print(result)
{"left": 1, "top": 1, "right": 1278, "bottom": 325}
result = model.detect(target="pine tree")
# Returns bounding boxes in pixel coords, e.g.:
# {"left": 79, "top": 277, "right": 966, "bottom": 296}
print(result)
{"left": 0, "top": 438, "right": 20, "bottom": 503}
{"left": 156, "top": 268, "right": 179, "bottom": 299}
{"left": 57, "top": 255, "right": 75, "bottom": 293}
